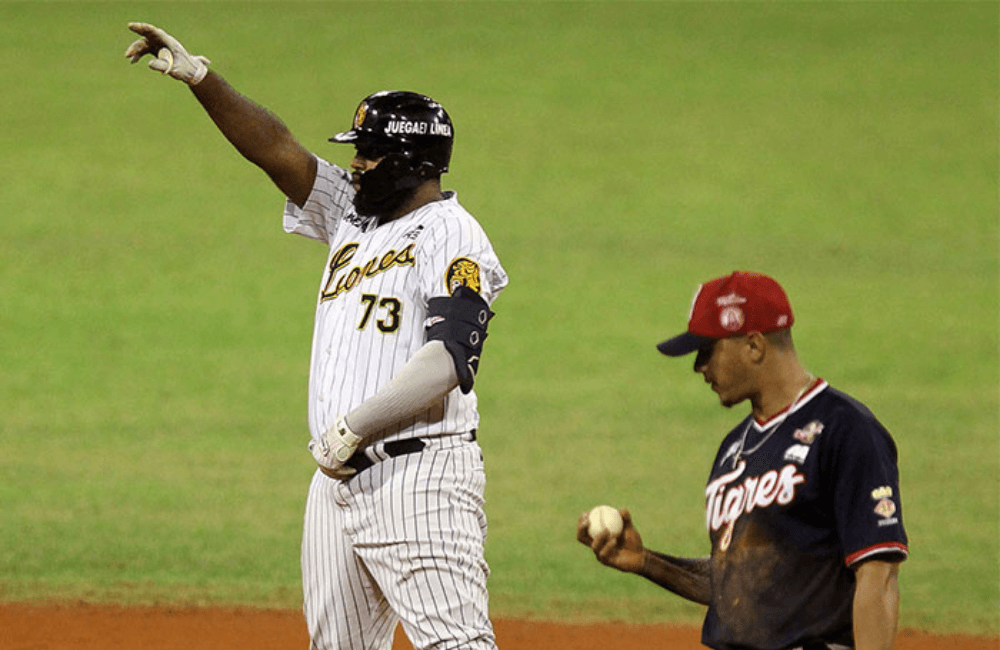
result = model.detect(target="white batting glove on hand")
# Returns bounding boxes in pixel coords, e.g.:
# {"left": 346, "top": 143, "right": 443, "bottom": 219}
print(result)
{"left": 309, "top": 417, "right": 362, "bottom": 479}
{"left": 124, "top": 22, "right": 210, "bottom": 86}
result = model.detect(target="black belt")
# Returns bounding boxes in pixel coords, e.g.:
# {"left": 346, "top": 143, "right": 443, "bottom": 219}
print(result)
{"left": 344, "top": 438, "right": 426, "bottom": 473}
{"left": 343, "top": 430, "right": 477, "bottom": 474}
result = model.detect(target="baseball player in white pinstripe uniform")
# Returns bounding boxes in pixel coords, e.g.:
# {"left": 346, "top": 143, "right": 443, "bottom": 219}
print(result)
{"left": 125, "top": 23, "right": 507, "bottom": 650}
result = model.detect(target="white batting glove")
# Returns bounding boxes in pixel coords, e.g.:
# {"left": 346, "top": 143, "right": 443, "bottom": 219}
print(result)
{"left": 309, "top": 416, "right": 362, "bottom": 479}
{"left": 124, "top": 22, "right": 210, "bottom": 86}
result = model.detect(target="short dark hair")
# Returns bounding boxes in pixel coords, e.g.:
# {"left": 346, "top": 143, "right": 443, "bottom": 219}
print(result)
{"left": 764, "top": 328, "right": 794, "bottom": 350}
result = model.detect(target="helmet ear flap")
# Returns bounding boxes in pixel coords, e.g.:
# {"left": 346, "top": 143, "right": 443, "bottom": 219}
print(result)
{"left": 381, "top": 153, "right": 439, "bottom": 179}
{"left": 381, "top": 152, "right": 412, "bottom": 173}
{"left": 416, "top": 160, "right": 441, "bottom": 179}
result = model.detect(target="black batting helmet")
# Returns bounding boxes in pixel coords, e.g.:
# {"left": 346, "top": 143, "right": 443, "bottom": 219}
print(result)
{"left": 330, "top": 91, "right": 454, "bottom": 175}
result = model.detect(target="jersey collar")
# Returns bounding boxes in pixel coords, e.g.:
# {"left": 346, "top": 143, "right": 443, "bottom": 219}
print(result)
{"left": 753, "top": 377, "right": 828, "bottom": 430}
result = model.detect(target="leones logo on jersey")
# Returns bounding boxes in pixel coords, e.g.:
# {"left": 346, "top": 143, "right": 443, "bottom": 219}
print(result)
{"left": 446, "top": 257, "right": 481, "bottom": 295}
{"left": 321, "top": 242, "right": 416, "bottom": 302}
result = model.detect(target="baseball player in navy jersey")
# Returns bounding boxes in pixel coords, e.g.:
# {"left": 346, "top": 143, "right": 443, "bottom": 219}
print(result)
{"left": 125, "top": 23, "right": 507, "bottom": 650}
{"left": 577, "top": 271, "right": 908, "bottom": 650}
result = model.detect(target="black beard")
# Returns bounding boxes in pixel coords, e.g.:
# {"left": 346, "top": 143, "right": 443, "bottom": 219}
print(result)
{"left": 352, "top": 159, "right": 421, "bottom": 219}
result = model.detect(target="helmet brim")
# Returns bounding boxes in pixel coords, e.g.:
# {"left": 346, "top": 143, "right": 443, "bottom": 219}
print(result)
{"left": 329, "top": 130, "right": 358, "bottom": 143}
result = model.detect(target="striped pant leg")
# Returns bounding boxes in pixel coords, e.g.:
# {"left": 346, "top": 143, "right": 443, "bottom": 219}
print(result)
{"left": 301, "top": 469, "right": 398, "bottom": 650}
{"left": 350, "top": 440, "right": 498, "bottom": 650}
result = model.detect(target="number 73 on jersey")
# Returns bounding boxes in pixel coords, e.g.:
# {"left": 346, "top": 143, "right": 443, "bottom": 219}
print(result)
{"left": 358, "top": 293, "right": 401, "bottom": 333}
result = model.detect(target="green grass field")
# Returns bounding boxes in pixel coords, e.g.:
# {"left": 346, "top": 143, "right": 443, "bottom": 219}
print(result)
{"left": 1, "top": 0, "right": 997, "bottom": 637}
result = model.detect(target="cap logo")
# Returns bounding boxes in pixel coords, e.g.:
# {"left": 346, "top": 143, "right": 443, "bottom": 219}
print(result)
{"left": 777, "top": 315, "right": 789, "bottom": 327}
{"left": 719, "top": 306, "right": 745, "bottom": 332}
{"left": 716, "top": 292, "right": 747, "bottom": 307}
{"left": 353, "top": 102, "right": 368, "bottom": 129}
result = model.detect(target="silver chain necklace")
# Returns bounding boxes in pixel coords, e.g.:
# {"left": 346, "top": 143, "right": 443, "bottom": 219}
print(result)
{"left": 732, "top": 375, "right": 815, "bottom": 468}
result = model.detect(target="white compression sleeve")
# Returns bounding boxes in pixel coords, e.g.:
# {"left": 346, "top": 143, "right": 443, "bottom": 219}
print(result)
{"left": 344, "top": 340, "right": 460, "bottom": 437}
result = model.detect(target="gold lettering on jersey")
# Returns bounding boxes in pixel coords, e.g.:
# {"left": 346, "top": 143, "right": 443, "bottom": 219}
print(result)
{"left": 321, "top": 242, "right": 416, "bottom": 302}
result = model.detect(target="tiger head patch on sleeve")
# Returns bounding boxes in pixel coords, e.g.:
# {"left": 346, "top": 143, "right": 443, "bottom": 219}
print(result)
{"left": 446, "top": 257, "right": 481, "bottom": 295}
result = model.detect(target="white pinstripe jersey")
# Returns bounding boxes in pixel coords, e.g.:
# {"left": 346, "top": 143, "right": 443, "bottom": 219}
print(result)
{"left": 283, "top": 156, "right": 508, "bottom": 446}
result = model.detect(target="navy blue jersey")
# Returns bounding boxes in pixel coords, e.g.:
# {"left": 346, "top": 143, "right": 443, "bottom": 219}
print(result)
{"left": 700, "top": 379, "right": 908, "bottom": 650}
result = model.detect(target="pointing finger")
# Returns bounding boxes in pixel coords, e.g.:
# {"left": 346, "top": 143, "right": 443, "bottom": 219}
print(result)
{"left": 127, "top": 22, "right": 157, "bottom": 37}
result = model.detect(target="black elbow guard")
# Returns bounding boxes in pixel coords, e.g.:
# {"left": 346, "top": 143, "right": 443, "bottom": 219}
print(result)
{"left": 426, "top": 286, "right": 495, "bottom": 394}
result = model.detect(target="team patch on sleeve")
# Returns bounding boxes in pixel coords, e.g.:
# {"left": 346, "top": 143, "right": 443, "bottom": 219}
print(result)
{"left": 446, "top": 257, "right": 481, "bottom": 295}
{"left": 871, "top": 486, "right": 900, "bottom": 527}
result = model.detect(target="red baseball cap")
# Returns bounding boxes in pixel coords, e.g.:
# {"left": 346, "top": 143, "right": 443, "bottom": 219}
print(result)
{"left": 657, "top": 271, "right": 795, "bottom": 357}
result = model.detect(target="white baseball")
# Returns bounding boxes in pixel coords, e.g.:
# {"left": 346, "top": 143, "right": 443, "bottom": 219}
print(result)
{"left": 587, "top": 504, "right": 623, "bottom": 539}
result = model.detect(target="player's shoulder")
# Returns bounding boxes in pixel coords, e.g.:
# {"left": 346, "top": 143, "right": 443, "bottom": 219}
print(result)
{"left": 819, "top": 384, "right": 875, "bottom": 419}
{"left": 814, "top": 385, "right": 880, "bottom": 425}
{"left": 421, "top": 191, "right": 479, "bottom": 224}
{"left": 314, "top": 156, "right": 352, "bottom": 182}
{"left": 412, "top": 192, "right": 493, "bottom": 242}
{"left": 811, "top": 383, "right": 896, "bottom": 450}
{"left": 405, "top": 192, "right": 508, "bottom": 299}
{"left": 307, "top": 156, "right": 354, "bottom": 209}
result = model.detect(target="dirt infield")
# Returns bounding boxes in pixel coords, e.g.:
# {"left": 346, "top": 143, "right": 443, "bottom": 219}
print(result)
{"left": 1, "top": 602, "right": 996, "bottom": 649}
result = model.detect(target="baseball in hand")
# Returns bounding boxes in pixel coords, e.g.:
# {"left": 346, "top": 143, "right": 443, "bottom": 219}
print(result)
{"left": 587, "top": 505, "right": 624, "bottom": 539}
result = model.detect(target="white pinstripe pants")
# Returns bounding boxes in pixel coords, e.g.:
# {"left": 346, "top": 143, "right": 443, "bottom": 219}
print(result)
{"left": 302, "top": 435, "right": 498, "bottom": 650}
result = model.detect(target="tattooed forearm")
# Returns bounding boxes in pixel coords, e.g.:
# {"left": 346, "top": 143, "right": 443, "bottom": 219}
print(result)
{"left": 640, "top": 551, "right": 712, "bottom": 605}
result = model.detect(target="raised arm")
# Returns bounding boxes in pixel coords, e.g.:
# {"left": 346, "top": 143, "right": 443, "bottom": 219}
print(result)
{"left": 190, "top": 72, "right": 317, "bottom": 206}
{"left": 125, "top": 22, "right": 317, "bottom": 207}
